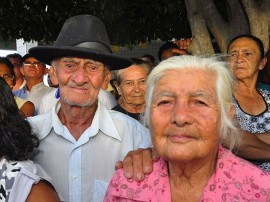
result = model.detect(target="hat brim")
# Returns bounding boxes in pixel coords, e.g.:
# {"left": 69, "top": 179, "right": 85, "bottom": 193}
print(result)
{"left": 29, "top": 46, "right": 131, "bottom": 70}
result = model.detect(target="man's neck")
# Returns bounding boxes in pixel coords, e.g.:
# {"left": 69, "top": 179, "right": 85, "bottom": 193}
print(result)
{"left": 58, "top": 101, "right": 98, "bottom": 141}
{"left": 25, "top": 78, "right": 43, "bottom": 91}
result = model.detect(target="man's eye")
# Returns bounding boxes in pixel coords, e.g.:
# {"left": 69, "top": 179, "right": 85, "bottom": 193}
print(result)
{"left": 65, "top": 63, "right": 74, "bottom": 68}
{"left": 125, "top": 82, "right": 133, "bottom": 86}
{"left": 86, "top": 65, "right": 99, "bottom": 72}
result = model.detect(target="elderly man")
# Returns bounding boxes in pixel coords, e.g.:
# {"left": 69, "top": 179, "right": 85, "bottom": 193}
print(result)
{"left": 28, "top": 15, "right": 151, "bottom": 202}
{"left": 13, "top": 53, "right": 52, "bottom": 115}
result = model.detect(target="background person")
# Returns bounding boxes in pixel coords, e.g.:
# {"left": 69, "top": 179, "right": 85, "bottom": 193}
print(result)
{"left": 13, "top": 53, "right": 52, "bottom": 115}
{"left": 0, "top": 57, "right": 34, "bottom": 117}
{"left": 258, "top": 49, "right": 270, "bottom": 91}
{"left": 105, "top": 55, "right": 270, "bottom": 201}
{"left": 0, "top": 77, "right": 60, "bottom": 202}
{"left": 6, "top": 53, "right": 26, "bottom": 90}
{"left": 228, "top": 34, "right": 270, "bottom": 172}
{"left": 112, "top": 58, "right": 150, "bottom": 121}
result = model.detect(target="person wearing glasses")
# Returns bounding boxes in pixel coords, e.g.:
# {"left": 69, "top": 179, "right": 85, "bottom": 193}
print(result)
{"left": 13, "top": 53, "right": 53, "bottom": 115}
{"left": 0, "top": 57, "right": 34, "bottom": 117}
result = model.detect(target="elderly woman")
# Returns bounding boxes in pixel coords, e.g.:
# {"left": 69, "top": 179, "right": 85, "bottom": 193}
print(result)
{"left": 112, "top": 58, "right": 150, "bottom": 121}
{"left": 0, "top": 77, "right": 60, "bottom": 201}
{"left": 227, "top": 34, "right": 270, "bottom": 171}
{"left": 104, "top": 55, "right": 270, "bottom": 201}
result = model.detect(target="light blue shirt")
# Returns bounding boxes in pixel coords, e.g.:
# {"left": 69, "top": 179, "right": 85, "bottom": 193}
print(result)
{"left": 28, "top": 100, "right": 151, "bottom": 202}
{"left": 13, "top": 82, "right": 52, "bottom": 115}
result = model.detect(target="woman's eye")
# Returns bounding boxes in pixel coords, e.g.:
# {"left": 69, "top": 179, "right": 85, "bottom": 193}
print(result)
{"left": 157, "top": 100, "right": 171, "bottom": 106}
{"left": 195, "top": 100, "right": 207, "bottom": 106}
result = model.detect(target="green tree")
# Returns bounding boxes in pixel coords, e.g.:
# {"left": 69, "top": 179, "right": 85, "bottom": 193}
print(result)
{"left": 0, "top": 0, "right": 269, "bottom": 53}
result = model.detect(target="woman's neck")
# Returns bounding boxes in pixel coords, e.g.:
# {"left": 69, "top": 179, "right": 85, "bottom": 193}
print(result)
{"left": 120, "top": 102, "right": 145, "bottom": 113}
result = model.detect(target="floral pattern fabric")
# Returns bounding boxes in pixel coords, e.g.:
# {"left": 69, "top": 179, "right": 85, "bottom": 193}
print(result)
{"left": 0, "top": 158, "right": 21, "bottom": 202}
{"left": 233, "top": 89, "right": 270, "bottom": 172}
{"left": 104, "top": 146, "right": 270, "bottom": 201}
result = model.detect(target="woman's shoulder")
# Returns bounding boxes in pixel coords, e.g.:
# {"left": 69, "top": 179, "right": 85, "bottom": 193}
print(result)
{"left": 202, "top": 146, "right": 270, "bottom": 201}
{"left": 105, "top": 158, "right": 170, "bottom": 201}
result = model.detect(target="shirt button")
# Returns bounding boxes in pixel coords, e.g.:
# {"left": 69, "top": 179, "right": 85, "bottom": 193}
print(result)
{"left": 72, "top": 176, "right": 78, "bottom": 180}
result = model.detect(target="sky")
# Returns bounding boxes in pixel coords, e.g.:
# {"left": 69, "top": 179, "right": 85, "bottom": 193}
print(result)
{"left": 0, "top": 50, "right": 17, "bottom": 57}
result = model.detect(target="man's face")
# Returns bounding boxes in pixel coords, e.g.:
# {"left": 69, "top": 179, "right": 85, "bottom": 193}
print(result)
{"left": 21, "top": 57, "right": 47, "bottom": 80}
{"left": 8, "top": 57, "right": 22, "bottom": 79}
{"left": 51, "top": 57, "right": 108, "bottom": 107}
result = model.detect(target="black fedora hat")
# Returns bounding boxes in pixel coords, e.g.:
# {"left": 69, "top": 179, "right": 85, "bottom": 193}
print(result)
{"left": 29, "top": 15, "right": 131, "bottom": 70}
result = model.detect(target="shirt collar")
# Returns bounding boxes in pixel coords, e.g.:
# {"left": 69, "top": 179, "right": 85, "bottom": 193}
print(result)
{"left": 42, "top": 99, "right": 121, "bottom": 141}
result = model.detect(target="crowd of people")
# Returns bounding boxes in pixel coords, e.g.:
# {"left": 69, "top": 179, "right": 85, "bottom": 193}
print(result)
{"left": 1, "top": 14, "right": 270, "bottom": 201}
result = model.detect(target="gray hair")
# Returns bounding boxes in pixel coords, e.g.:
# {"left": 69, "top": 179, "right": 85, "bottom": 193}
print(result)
{"left": 114, "top": 58, "right": 150, "bottom": 84}
{"left": 143, "top": 55, "right": 240, "bottom": 150}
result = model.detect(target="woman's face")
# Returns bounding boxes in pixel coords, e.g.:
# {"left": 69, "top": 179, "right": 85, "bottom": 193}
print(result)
{"left": 228, "top": 37, "right": 266, "bottom": 80}
{"left": 116, "top": 65, "right": 148, "bottom": 108}
{"left": 0, "top": 64, "right": 14, "bottom": 88}
{"left": 150, "top": 69, "right": 221, "bottom": 163}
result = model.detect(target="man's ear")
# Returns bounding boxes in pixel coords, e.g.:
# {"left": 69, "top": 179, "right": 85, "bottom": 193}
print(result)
{"left": 20, "top": 66, "right": 25, "bottom": 76}
{"left": 50, "top": 66, "right": 59, "bottom": 85}
{"left": 44, "top": 67, "right": 49, "bottom": 75}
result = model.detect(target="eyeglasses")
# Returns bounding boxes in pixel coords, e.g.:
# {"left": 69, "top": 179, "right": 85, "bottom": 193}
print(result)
{"left": 0, "top": 74, "right": 14, "bottom": 81}
{"left": 23, "top": 62, "right": 44, "bottom": 68}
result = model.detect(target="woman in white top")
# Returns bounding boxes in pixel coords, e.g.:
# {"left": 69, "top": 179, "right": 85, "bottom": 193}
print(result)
{"left": 0, "top": 77, "right": 60, "bottom": 202}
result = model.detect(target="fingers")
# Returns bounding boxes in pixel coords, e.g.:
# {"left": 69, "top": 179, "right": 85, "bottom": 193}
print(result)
{"left": 115, "top": 160, "right": 123, "bottom": 171}
{"left": 122, "top": 148, "right": 154, "bottom": 181}
{"left": 152, "top": 147, "right": 160, "bottom": 162}
{"left": 142, "top": 149, "right": 153, "bottom": 174}
{"left": 172, "top": 48, "right": 189, "bottom": 55}
{"left": 174, "top": 38, "right": 192, "bottom": 50}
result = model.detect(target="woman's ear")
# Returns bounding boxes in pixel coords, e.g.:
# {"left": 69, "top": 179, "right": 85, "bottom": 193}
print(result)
{"left": 113, "top": 80, "right": 122, "bottom": 96}
{"left": 259, "top": 56, "right": 267, "bottom": 70}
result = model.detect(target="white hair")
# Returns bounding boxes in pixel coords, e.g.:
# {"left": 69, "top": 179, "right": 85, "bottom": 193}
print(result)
{"left": 143, "top": 55, "right": 240, "bottom": 150}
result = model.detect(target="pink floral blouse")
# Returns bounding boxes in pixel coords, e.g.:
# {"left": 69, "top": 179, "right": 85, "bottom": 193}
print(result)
{"left": 104, "top": 146, "right": 270, "bottom": 201}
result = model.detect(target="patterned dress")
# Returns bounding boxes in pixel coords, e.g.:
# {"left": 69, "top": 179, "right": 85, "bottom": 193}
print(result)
{"left": 233, "top": 88, "right": 270, "bottom": 172}
{"left": 104, "top": 146, "right": 270, "bottom": 201}
{"left": 0, "top": 157, "right": 54, "bottom": 202}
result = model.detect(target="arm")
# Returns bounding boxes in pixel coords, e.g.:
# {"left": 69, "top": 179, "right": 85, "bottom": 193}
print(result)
{"left": 26, "top": 180, "right": 61, "bottom": 202}
{"left": 115, "top": 148, "right": 160, "bottom": 181}
{"left": 257, "top": 132, "right": 270, "bottom": 145}
{"left": 20, "top": 101, "right": 35, "bottom": 117}
{"left": 235, "top": 130, "right": 270, "bottom": 161}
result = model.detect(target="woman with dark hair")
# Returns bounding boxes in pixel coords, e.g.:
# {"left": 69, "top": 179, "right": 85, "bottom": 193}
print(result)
{"left": 227, "top": 34, "right": 270, "bottom": 171}
{"left": 0, "top": 57, "right": 34, "bottom": 117}
{"left": 0, "top": 77, "right": 60, "bottom": 201}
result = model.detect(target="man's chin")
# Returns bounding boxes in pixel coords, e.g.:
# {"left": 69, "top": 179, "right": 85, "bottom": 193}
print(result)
{"left": 61, "top": 98, "right": 96, "bottom": 108}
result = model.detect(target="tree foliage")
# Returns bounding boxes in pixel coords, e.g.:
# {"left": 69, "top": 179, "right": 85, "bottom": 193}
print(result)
{"left": 0, "top": 0, "right": 269, "bottom": 53}
{"left": 0, "top": 0, "right": 191, "bottom": 45}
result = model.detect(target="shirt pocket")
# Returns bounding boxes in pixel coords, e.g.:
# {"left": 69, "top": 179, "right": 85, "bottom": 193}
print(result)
{"left": 93, "top": 179, "right": 109, "bottom": 202}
